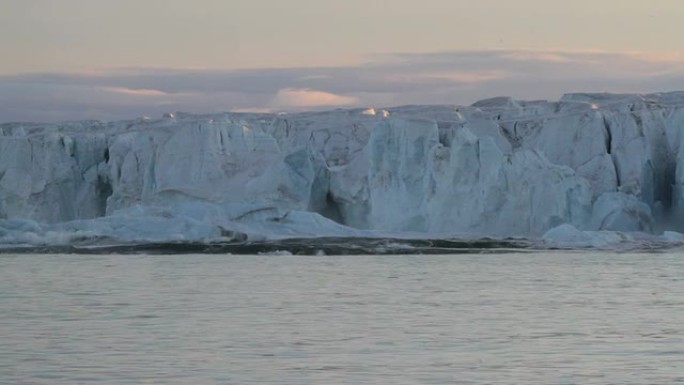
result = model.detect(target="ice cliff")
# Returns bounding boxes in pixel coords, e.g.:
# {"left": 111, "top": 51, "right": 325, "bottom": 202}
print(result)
{"left": 2, "top": 92, "right": 684, "bottom": 247}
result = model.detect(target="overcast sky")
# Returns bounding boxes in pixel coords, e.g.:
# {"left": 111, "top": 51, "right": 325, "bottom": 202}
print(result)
{"left": 2, "top": 0, "right": 684, "bottom": 122}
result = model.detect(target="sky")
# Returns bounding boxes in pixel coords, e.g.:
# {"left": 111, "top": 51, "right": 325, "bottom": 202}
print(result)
{"left": 2, "top": 0, "right": 684, "bottom": 122}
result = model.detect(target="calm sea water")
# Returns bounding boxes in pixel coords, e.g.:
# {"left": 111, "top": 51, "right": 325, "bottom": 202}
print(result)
{"left": 0, "top": 252, "right": 683, "bottom": 385}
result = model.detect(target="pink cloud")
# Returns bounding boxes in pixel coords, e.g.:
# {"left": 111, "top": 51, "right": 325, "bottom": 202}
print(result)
{"left": 621, "top": 51, "right": 684, "bottom": 63}
{"left": 101, "top": 86, "right": 169, "bottom": 96}
{"left": 273, "top": 88, "right": 359, "bottom": 108}
{"left": 5, "top": 48, "right": 684, "bottom": 122}
{"left": 501, "top": 51, "right": 574, "bottom": 63}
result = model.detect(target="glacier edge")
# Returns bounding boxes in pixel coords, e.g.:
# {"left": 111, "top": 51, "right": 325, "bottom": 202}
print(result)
{"left": 3, "top": 92, "right": 684, "bottom": 250}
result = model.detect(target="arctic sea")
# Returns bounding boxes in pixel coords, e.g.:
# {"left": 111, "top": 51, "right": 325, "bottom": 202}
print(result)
{"left": 1, "top": 252, "right": 682, "bottom": 385}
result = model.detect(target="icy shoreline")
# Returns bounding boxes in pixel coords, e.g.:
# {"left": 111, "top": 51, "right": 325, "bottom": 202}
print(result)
{"left": 3, "top": 92, "right": 684, "bottom": 251}
{"left": 2, "top": 232, "right": 682, "bottom": 255}
{"left": 2, "top": 203, "right": 683, "bottom": 254}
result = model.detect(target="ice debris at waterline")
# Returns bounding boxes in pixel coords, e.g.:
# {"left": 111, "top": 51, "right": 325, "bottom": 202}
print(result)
{"left": 3, "top": 92, "right": 684, "bottom": 252}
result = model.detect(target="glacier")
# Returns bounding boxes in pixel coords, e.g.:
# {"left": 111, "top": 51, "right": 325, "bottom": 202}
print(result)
{"left": 3, "top": 92, "right": 684, "bottom": 252}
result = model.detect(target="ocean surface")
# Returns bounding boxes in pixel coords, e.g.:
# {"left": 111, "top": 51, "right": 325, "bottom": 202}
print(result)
{"left": 1, "top": 252, "right": 682, "bottom": 385}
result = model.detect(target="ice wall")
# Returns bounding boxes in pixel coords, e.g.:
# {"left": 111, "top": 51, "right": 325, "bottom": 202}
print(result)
{"left": 2, "top": 92, "right": 684, "bottom": 239}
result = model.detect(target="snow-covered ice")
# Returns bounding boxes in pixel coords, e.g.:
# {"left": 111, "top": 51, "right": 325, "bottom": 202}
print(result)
{"left": 3, "top": 92, "right": 684, "bottom": 251}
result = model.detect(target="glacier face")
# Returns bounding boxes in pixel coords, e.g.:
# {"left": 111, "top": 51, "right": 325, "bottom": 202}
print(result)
{"left": 2, "top": 92, "right": 684, "bottom": 246}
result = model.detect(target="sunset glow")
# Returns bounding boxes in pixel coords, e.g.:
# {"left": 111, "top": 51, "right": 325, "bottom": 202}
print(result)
{"left": 1, "top": 0, "right": 683, "bottom": 121}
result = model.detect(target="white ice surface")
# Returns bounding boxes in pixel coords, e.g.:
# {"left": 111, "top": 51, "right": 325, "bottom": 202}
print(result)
{"left": 3, "top": 92, "right": 684, "bottom": 247}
